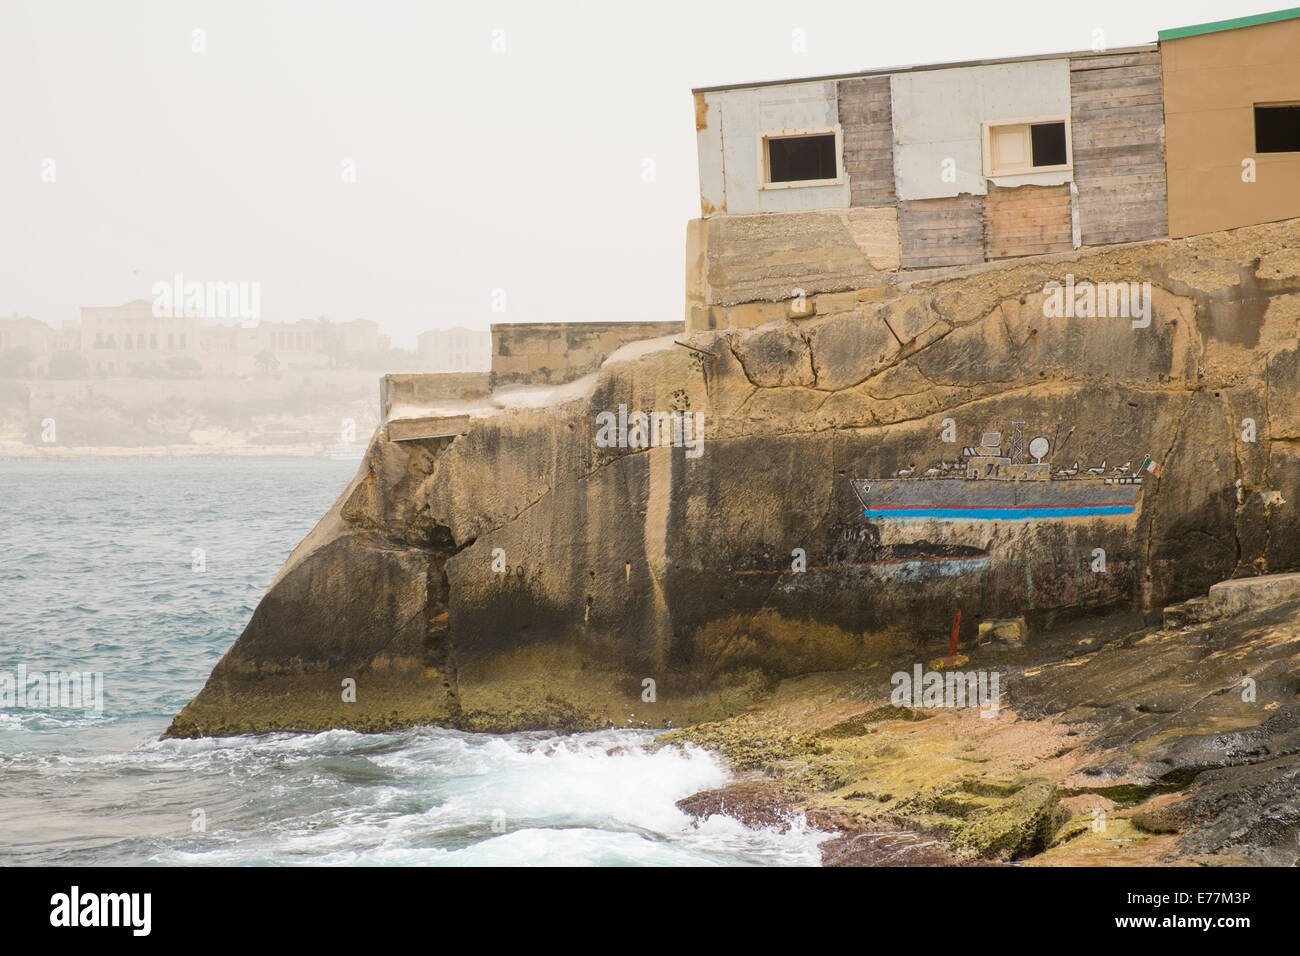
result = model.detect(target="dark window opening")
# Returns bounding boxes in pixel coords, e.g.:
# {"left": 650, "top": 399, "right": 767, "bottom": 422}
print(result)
{"left": 1256, "top": 105, "right": 1300, "bottom": 153}
{"left": 767, "top": 134, "right": 837, "bottom": 183}
{"left": 1030, "top": 122, "right": 1068, "bottom": 167}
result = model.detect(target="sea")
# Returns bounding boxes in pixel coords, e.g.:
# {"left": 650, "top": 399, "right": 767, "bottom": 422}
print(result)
{"left": 0, "top": 459, "right": 826, "bottom": 866}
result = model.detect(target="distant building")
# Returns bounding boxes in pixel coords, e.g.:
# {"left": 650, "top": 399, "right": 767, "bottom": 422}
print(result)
{"left": 79, "top": 299, "right": 201, "bottom": 375}
{"left": 0, "top": 315, "right": 55, "bottom": 352}
{"left": 418, "top": 327, "right": 491, "bottom": 372}
{"left": 0, "top": 300, "right": 389, "bottom": 378}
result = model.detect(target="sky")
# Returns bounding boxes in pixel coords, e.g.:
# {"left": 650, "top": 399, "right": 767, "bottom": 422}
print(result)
{"left": 0, "top": 0, "right": 1274, "bottom": 348}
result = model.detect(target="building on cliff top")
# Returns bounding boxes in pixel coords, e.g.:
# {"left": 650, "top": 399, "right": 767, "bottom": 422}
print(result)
{"left": 687, "top": 6, "right": 1300, "bottom": 330}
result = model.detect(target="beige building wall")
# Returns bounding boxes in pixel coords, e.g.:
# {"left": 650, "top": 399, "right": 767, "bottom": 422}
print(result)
{"left": 1162, "top": 17, "right": 1300, "bottom": 237}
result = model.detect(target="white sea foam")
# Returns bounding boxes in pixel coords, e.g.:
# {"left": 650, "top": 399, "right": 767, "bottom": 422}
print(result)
{"left": 135, "top": 729, "right": 830, "bottom": 867}
{"left": 1, "top": 459, "right": 830, "bottom": 867}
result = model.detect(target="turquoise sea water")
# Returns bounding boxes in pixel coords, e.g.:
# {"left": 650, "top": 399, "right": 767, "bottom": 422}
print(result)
{"left": 0, "top": 459, "right": 825, "bottom": 866}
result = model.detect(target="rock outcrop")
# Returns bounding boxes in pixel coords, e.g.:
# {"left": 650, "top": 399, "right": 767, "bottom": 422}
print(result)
{"left": 167, "top": 218, "right": 1300, "bottom": 739}
{"left": 668, "top": 580, "right": 1300, "bottom": 866}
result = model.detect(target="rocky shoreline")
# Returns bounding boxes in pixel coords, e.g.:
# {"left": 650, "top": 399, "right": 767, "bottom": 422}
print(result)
{"left": 666, "top": 590, "right": 1300, "bottom": 866}
{"left": 162, "top": 218, "right": 1300, "bottom": 864}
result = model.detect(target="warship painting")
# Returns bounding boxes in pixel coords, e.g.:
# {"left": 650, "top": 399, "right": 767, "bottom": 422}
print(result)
{"left": 851, "top": 421, "right": 1154, "bottom": 522}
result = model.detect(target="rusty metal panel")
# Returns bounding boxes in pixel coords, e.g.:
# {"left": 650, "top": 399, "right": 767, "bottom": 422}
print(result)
{"left": 695, "top": 92, "right": 726, "bottom": 216}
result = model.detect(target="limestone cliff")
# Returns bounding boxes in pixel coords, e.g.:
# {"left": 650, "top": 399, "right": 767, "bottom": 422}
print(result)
{"left": 167, "top": 219, "right": 1300, "bottom": 738}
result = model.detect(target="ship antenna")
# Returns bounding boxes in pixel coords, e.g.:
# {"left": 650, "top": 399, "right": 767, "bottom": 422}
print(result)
{"left": 1055, "top": 425, "right": 1076, "bottom": 459}
{"left": 1010, "top": 421, "right": 1026, "bottom": 464}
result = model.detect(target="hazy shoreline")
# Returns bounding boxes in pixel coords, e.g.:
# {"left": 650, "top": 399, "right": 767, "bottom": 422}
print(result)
{"left": 0, "top": 443, "right": 364, "bottom": 461}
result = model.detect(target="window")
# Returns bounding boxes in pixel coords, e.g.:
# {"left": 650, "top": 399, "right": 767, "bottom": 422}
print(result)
{"left": 986, "top": 119, "right": 1070, "bottom": 177}
{"left": 1256, "top": 104, "right": 1300, "bottom": 153}
{"left": 760, "top": 127, "right": 842, "bottom": 188}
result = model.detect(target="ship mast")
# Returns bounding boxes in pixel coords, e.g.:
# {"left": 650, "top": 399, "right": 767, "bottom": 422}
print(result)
{"left": 1010, "top": 421, "right": 1026, "bottom": 464}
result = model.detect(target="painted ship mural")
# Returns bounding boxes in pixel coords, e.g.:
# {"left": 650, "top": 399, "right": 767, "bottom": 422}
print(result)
{"left": 851, "top": 421, "right": 1156, "bottom": 523}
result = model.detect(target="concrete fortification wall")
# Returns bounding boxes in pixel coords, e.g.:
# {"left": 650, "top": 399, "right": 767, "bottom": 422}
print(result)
{"left": 490, "top": 321, "right": 685, "bottom": 389}
{"left": 169, "top": 218, "right": 1300, "bottom": 738}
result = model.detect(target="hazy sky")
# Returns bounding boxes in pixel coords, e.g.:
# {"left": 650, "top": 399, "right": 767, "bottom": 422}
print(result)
{"left": 0, "top": 0, "right": 1264, "bottom": 348}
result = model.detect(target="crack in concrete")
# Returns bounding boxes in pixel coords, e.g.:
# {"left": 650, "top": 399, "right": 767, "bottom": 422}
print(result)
{"left": 725, "top": 337, "right": 763, "bottom": 389}
{"left": 473, "top": 482, "right": 556, "bottom": 541}
{"left": 817, "top": 318, "right": 958, "bottom": 394}
{"left": 1225, "top": 394, "right": 1247, "bottom": 573}
{"left": 1141, "top": 393, "right": 1196, "bottom": 600}
{"left": 798, "top": 328, "right": 819, "bottom": 387}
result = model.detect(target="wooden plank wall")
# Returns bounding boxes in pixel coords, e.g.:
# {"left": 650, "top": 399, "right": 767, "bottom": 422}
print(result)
{"left": 1070, "top": 51, "right": 1169, "bottom": 245}
{"left": 837, "top": 77, "right": 896, "bottom": 207}
{"left": 897, "top": 195, "right": 985, "bottom": 269}
{"left": 984, "top": 184, "right": 1073, "bottom": 259}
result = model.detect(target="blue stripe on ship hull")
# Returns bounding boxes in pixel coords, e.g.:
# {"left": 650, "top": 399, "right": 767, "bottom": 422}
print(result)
{"left": 864, "top": 505, "right": 1135, "bottom": 521}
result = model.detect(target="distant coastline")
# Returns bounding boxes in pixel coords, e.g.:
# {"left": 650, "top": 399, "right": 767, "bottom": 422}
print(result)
{"left": 0, "top": 442, "right": 366, "bottom": 461}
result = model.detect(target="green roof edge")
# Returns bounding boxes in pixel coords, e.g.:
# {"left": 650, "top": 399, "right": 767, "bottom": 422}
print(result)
{"left": 1158, "top": 6, "right": 1300, "bottom": 41}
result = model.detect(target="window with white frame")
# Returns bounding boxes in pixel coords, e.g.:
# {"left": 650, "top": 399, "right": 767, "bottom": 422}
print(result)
{"left": 759, "top": 127, "right": 842, "bottom": 187}
{"left": 984, "top": 119, "right": 1071, "bottom": 177}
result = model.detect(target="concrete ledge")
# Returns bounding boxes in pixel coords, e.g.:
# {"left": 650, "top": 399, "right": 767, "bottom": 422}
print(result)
{"left": 380, "top": 372, "right": 490, "bottom": 421}
{"left": 387, "top": 414, "right": 471, "bottom": 442}
{"left": 1208, "top": 572, "right": 1300, "bottom": 618}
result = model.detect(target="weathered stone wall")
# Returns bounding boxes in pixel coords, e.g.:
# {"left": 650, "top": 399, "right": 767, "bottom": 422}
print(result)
{"left": 490, "top": 321, "right": 684, "bottom": 389}
{"left": 687, "top": 208, "right": 901, "bottom": 325}
{"left": 169, "top": 218, "right": 1300, "bottom": 739}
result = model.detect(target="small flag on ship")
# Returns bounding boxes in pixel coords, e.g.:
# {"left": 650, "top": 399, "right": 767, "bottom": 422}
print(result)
{"left": 1140, "top": 455, "right": 1160, "bottom": 477}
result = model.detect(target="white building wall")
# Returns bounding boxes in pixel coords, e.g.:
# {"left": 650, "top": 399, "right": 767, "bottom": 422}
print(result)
{"left": 890, "top": 59, "right": 1073, "bottom": 200}
{"left": 697, "top": 80, "right": 850, "bottom": 216}
{"left": 695, "top": 94, "right": 726, "bottom": 215}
